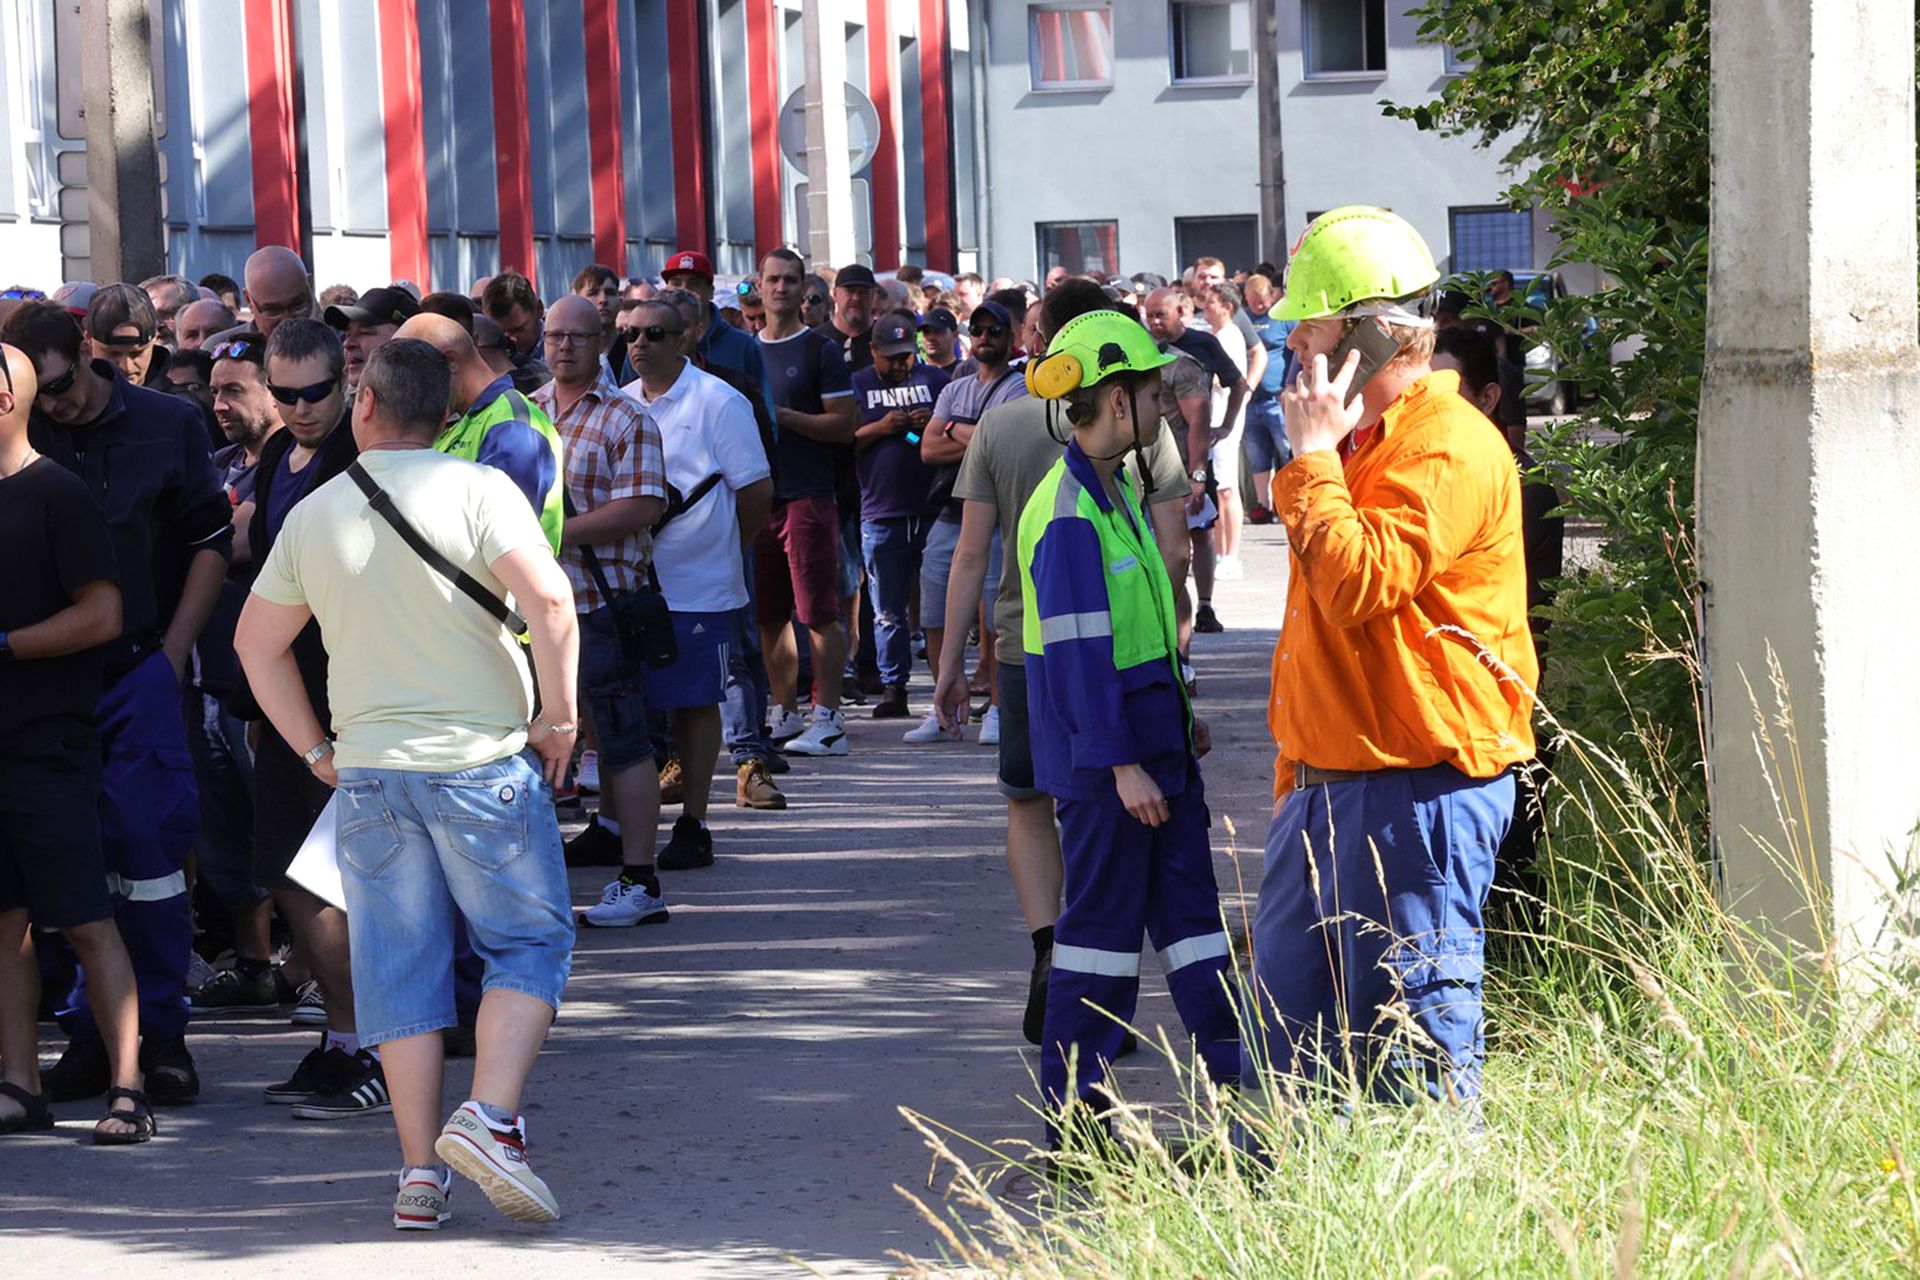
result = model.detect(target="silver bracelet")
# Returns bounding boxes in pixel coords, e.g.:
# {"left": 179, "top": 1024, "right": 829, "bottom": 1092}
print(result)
{"left": 532, "top": 719, "right": 578, "bottom": 734}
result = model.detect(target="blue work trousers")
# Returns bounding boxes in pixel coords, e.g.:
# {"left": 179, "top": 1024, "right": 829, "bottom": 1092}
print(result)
{"left": 1044, "top": 764, "right": 1239, "bottom": 1130}
{"left": 1241, "top": 764, "right": 1514, "bottom": 1106}
{"left": 860, "top": 515, "right": 929, "bottom": 687}
{"left": 61, "top": 652, "right": 197, "bottom": 1040}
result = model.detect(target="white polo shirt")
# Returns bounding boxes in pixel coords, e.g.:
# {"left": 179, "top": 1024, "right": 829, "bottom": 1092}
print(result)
{"left": 623, "top": 360, "right": 770, "bottom": 612}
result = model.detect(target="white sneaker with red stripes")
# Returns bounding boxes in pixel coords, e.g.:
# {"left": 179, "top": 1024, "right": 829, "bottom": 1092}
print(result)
{"left": 392, "top": 1166, "right": 452, "bottom": 1231}
{"left": 434, "top": 1100, "right": 560, "bottom": 1223}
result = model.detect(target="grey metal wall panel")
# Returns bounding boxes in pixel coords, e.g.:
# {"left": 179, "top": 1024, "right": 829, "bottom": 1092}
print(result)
{"left": 546, "top": 0, "right": 593, "bottom": 239}
{"left": 293, "top": 0, "right": 333, "bottom": 232}
{"left": 525, "top": 0, "right": 556, "bottom": 236}
{"left": 449, "top": 4, "right": 499, "bottom": 232}
{"left": 628, "top": 0, "right": 677, "bottom": 248}
{"left": 195, "top": 0, "right": 253, "bottom": 228}
{"left": 899, "top": 37, "right": 925, "bottom": 255}
{"left": 335, "top": 0, "right": 387, "bottom": 231}
{"left": 712, "top": 0, "right": 753, "bottom": 255}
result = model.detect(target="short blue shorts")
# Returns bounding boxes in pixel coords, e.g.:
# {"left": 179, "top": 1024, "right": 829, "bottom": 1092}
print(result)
{"left": 579, "top": 604, "right": 656, "bottom": 771}
{"left": 335, "top": 751, "right": 575, "bottom": 1046}
{"left": 641, "top": 609, "right": 734, "bottom": 711}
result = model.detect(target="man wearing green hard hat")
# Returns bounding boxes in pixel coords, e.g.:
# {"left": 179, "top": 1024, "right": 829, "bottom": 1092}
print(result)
{"left": 1014, "top": 309, "right": 1239, "bottom": 1146}
{"left": 1242, "top": 205, "right": 1540, "bottom": 1115}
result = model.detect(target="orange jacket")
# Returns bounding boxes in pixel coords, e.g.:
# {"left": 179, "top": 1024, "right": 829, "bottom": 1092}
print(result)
{"left": 1268, "top": 370, "right": 1538, "bottom": 798}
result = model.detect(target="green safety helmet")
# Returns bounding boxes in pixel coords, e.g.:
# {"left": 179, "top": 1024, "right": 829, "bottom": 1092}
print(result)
{"left": 1275, "top": 206, "right": 1440, "bottom": 321}
{"left": 1025, "top": 310, "right": 1175, "bottom": 400}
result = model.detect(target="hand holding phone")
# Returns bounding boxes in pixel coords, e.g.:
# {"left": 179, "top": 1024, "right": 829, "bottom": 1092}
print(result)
{"left": 1281, "top": 317, "right": 1405, "bottom": 456}
{"left": 1324, "top": 316, "right": 1404, "bottom": 406}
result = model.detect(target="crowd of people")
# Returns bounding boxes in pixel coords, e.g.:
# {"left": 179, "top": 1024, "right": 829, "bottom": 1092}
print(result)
{"left": 0, "top": 207, "right": 1559, "bottom": 1227}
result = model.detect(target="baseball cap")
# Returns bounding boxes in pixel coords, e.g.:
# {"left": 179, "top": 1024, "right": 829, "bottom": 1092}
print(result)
{"left": 323, "top": 285, "right": 421, "bottom": 330}
{"left": 969, "top": 300, "right": 1015, "bottom": 331}
{"left": 473, "top": 315, "right": 514, "bottom": 353}
{"left": 54, "top": 281, "right": 100, "bottom": 319}
{"left": 871, "top": 313, "right": 919, "bottom": 356}
{"left": 834, "top": 263, "right": 878, "bottom": 290}
{"left": 85, "top": 284, "right": 158, "bottom": 344}
{"left": 662, "top": 250, "right": 714, "bottom": 282}
{"left": 919, "top": 306, "right": 958, "bottom": 332}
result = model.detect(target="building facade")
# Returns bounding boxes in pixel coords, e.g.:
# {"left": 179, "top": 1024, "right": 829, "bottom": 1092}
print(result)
{"left": 0, "top": 0, "right": 1551, "bottom": 296}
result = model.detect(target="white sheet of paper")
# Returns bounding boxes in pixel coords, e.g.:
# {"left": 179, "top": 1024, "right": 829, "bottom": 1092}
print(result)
{"left": 286, "top": 793, "right": 347, "bottom": 912}
{"left": 1187, "top": 494, "right": 1218, "bottom": 532}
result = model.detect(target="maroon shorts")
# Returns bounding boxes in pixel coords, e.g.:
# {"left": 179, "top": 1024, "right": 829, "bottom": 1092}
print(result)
{"left": 754, "top": 495, "right": 842, "bottom": 627}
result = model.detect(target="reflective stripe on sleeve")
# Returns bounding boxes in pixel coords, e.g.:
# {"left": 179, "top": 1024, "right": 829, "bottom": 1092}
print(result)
{"left": 1039, "top": 610, "right": 1113, "bottom": 644}
{"left": 1052, "top": 942, "right": 1141, "bottom": 978}
{"left": 1158, "top": 931, "right": 1230, "bottom": 973}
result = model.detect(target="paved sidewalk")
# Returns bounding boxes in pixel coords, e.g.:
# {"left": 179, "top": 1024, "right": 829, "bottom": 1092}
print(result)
{"left": 5, "top": 526, "right": 1290, "bottom": 1278}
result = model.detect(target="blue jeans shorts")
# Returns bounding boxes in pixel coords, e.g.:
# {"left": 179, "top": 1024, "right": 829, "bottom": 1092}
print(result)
{"left": 335, "top": 751, "right": 574, "bottom": 1046}
{"left": 579, "top": 604, "right": 656, "bottom": 771}
{"left": 1242, "top": 395, "right": 1290, "bottom": 480}
{"left": 642, "top": 609, "right": 734, "bottom": 711}
{"left": 919, "top": 516, "right": 961, "bottom": 629}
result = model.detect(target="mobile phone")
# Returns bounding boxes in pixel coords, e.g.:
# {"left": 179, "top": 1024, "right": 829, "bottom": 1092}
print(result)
{"left": 1323, "top": 316, "right": 1405, "bottom": 405}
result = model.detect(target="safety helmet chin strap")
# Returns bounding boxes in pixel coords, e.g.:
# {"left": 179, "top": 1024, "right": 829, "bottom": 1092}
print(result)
{"left": 1078, "top": 386, "right": 1155, "bottom": 502}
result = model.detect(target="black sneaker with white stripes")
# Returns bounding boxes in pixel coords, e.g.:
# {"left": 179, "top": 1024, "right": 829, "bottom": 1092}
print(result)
{"left": 290, "top": 1050, "right": 391, "bottom": 1120}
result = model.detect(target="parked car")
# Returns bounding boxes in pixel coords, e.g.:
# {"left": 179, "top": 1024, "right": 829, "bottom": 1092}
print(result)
{"left": 1510, "top": 271, "right": 1598, "bottom": 416}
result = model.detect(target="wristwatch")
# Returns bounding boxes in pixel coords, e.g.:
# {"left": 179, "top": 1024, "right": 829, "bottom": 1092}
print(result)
{"left": 1188, "top": 468, "right": 1209, "bottom": 484}
{"left": 301, "top": 739, "right": 335, "bottom": 767}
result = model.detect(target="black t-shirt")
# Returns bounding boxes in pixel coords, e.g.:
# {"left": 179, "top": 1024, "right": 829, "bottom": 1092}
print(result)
{"left": 815, "top": 321, "right": 873, "bottom": 373}
{"left": 1170, "top": 326, "right": 1241, "bottom": 390}
{"left": 0, "top": 458, "right": 121, "bottom": 743}
{"left": 759, "top": 327, "right": 855, "bottom": 500}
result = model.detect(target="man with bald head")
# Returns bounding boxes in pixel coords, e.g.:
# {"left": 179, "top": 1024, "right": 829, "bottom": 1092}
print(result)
{"left": 0, "top": 343, "right": 155, "bottom": 1142}
{"left": 396, "top": 312, "right": 565, "bottom": 550}
{"left": 244, "top": 246, "right": 315, "bottom": 339}
{"left": 175, "top": 299, "right": 237, "bottom": 352}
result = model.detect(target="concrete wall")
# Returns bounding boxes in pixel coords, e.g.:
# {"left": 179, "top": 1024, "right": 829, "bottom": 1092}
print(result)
{"left": 980, "top": 0, "right": 1260, "bottom": 279}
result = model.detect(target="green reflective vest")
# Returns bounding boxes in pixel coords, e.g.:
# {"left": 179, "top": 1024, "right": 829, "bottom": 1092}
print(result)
{"left": 434, "top": 384, "right": 566, "bottom": 551}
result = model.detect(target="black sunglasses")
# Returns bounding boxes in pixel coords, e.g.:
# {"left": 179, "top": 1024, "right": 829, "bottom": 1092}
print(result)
{"left": 39, "top": 365, "right": 78, "bottom": 397}
{"left": 209, "top": 338, "right": 263, "bottom": 363}
{"left": 621, "top": 324, "right": 684, "bottom": 345}
{"left": 268, "top": 375, "right": 339, "bottom": 405}
{"left": 969, "top": 322, "right": 1008, "bottom": 339}
{"left": 803, "top": 294, "right": 827, "bottom": 306}
{"left": 1, "top": 288, "right": 46, "bottom": 301}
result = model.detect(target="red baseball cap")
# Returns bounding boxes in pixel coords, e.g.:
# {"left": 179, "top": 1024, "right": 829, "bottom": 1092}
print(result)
{"left": 662, "top": 250, "right": 715, "bottom": 283}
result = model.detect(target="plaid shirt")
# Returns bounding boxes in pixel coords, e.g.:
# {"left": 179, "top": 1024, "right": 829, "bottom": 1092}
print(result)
{"left": 531, "top": 369, "right": 668, "bottom": 613}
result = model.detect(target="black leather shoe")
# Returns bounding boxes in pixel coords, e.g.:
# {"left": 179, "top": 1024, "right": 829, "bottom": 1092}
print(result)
{"left": 41, "top": 1034, "right": 110, "bottom": 1102}
{"left": 139, "top": 1033, "right": 201, "bottom": 1105}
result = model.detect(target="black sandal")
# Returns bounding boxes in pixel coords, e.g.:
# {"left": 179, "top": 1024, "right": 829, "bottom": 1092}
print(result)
{"left": 0, "top": 1082, "right": 54, "bottom": 1134}
{"left": 93, "top": 1086, "right": 157, "bottom": 1145}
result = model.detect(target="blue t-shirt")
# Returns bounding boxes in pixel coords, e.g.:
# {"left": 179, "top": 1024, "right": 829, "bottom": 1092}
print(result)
{"left": 759, "top": 327, "right": 855, "bottom": 500}
{"left": 852, "top": 363, "right": 951, "bottom": 521}
{"left": 1249, "top": 313, "right": 1296, "bottom": 397}
{"left": 264, "top": 443, "right": 322, "bottom": 544}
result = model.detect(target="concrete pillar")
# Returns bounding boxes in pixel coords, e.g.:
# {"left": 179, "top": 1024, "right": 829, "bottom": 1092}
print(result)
{"left": 1698, "top": 0, "right": 1920, "bottom": 964}
{"left": 802, "top": 0, "right": 856, "bottom": 269}
{"left": 81, "top": 0, "right": 166, "bottom": 283}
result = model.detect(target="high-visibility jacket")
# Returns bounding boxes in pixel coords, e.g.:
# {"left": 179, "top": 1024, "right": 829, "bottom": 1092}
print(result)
{"left": 1017, "top": 439, "right": 1191, "bottom": 803}
{"left": 434, "top": 375, "right": 566, "bottom": 551}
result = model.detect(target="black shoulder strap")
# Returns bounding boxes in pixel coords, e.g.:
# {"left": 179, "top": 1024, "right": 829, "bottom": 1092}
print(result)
{"left": 349, "top": 461, "right": 526, "bottom": 634}
{"left": 652, "top": 472, "right": 725, "bottom": 535}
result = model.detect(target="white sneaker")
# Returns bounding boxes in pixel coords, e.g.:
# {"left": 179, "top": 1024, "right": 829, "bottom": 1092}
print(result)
{"left": 576, "top": 749, "right": 600, "bottom": 793}
{"left": 903, "top": 712, "right": 954, "bottom": 744}
{"left": 1215, "top": 554, "right": 1245, "bottom": 581}
{"left": 393, "top": 1165, "right": 453, "bottom": 1231}
{"left": 784, "top": 706, "right": 849, "bottom": 756}
{"left": 581, "top": 878, "right": 669, "bottom": 928}
{"left": 435, "top": 1101, "right": 559, "bottom": 1223}
{"left": 769, "top": 706, "right": 808, "bottom": 742}
{"left": 978, "top": 705, "right": 1001, "bottom": 746}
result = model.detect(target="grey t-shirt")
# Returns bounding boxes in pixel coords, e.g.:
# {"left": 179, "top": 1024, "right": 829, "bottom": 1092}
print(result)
{"left": 952, "top": 398, "right": 1188, "bottom": 665}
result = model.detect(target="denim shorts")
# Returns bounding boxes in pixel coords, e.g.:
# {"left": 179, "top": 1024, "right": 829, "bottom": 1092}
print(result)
{"left": 334, "top": 751, "right": 574, "bottom": 1046}
{"left": 1242, "top": 396, "right": 1289, "bottom": 479}
{"left": 919, "top": 516, "right": 962, "bottom": 629}
{"left": 579, "top": 604, "right": 656, "bottom": 771}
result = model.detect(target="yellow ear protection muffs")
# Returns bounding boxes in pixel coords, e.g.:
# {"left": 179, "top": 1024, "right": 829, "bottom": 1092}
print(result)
{"left": 1025, "top": 348, "right": 1086, "bottom": 400}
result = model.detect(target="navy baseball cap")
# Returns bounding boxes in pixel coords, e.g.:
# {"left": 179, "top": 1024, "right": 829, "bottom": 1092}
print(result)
{"left": 919, "top": 306, "right": 958, "bottom": 332}
{"left": 969, "top": 300, "right": 1015, "bottom": 332}
{"left": 871, "top": 313, "right": 920, "bottom": 356}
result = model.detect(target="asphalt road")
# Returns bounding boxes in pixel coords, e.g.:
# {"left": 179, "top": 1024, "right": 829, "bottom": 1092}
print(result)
{"left": 5, "top": 525, "right": 1290, "bottom": 1279}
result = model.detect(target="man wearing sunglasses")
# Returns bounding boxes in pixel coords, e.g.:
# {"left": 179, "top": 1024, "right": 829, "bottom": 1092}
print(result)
{"left": 0, "top": 301, "right": 235, "bottom": 1108}
{"left": 660, "top": 250, "right": 775, "bottom": 419}
{"left": 911, "top": 300, "right": 1028, "bottom": 747}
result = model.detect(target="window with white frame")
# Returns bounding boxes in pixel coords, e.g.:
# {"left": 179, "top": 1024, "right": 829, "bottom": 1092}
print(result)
{"left": 1171, "top": 0, "right": 1251, "bottom": 83}
{"left": 1302, "top": 0, "right": 1387, "bottom": 78}
{"left": 1029, "top": 5, "right": 1114, "bottom": 90}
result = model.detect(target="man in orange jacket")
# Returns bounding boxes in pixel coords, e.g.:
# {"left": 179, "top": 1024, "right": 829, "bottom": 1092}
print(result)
{"left": 1242, "top": 208, "right": 1539, "bottom": 1110}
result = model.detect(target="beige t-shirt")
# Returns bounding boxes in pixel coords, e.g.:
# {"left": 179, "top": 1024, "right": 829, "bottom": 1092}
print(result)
{"left": 952, "top": 398, "right": 1188, "bottom": 665}
{"left": 251, "top": 449, "right": 551, "bottom": 771}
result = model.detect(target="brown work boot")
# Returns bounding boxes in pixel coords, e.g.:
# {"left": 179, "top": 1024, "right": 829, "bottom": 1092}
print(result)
{"left": 657, "top": 757, "right": 685, "bottom": 806}
{"left": 736, "top": 760, "right": 787, "bottom": 810}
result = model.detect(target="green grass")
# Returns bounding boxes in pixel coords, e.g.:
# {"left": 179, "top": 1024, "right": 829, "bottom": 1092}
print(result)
{"left": 892, "top": 658, "right": 1920, "bottom": 1278}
